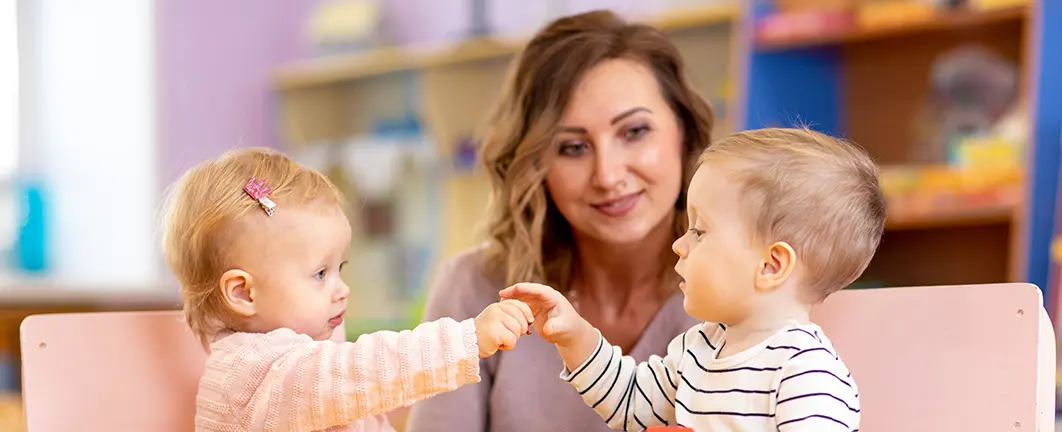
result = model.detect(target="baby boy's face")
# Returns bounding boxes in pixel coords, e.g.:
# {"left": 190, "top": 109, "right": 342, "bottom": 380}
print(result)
{"left": 672, "top": 164, "right": 763, "bottom": 324}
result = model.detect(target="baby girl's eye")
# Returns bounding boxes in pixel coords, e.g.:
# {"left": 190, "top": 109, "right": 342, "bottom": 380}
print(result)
{"left": 314, "top": 269, "right": 326, "bottom": 280}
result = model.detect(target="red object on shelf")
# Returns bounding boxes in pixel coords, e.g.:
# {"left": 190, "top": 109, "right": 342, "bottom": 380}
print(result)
{"left": 755, "top": 9, "right": 854, "bottom": 44}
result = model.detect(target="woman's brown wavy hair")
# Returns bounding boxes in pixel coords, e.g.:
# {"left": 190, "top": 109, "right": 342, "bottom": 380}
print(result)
{"left": 479, "top": 10, "right": 716, "bottom": 293}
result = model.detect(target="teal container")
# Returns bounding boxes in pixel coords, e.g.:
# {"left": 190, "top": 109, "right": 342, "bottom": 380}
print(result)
{"left": 14, "top": 178, "right": 49, "bottom": 273}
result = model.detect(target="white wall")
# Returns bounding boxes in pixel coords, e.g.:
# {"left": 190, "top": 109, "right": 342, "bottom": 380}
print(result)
{"left": 20, "top": 0, "right": 158, "bottom": 287}
{"left": 0, "top": 2, "right": 17, "bottom": 256}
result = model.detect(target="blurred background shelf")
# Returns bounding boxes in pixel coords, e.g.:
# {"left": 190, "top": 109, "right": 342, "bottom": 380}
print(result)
{"left": 743, "top": 0, "right": 1038, "bottom": 289}
{"left": 259, "top": 0, "right": 1062, "bottom": 334}
{"left": 267, "top": 2, "right": 744, "bottom": 343}
{"left": 755, "top": 3, "right": 1028, "bottom": 51}
{"left": 886, "top": 202, "right": 1016, "bottom": 231}
{"left": 273, "top": 3, "right": 741, "bottom": 90}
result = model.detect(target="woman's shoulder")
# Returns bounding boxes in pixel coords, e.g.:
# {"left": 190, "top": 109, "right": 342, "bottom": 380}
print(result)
{"left": 422, "top": 243, "right": 504, "bottom": 320}
{"left": 434, "top": 243, "right": 501, "bottom": 291}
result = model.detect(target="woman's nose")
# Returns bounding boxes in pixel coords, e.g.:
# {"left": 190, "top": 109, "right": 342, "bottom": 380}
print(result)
{"left": 592, "top": 145, "right": 629, "bottom": 190}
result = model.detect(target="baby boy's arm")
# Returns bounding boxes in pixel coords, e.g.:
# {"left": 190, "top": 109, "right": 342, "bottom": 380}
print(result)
{"left": 561, "top": 328, "right": 689, "bottom": 431}
{"left": 500, "top": 282, "right": 685, "bottom": 431}
{"left": 773, "top": 345, "right": 860, "bottom": 431}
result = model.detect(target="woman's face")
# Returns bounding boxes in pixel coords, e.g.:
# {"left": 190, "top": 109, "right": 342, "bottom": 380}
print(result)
{"left": 545, "top": 58, "right": 685, "bottom": 247}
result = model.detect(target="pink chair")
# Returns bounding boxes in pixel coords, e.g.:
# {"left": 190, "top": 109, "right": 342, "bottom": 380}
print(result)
{"left": 18, "top": 310, "right": 346, "bottom": 431}
{"left": 811, "top": 283, "right": 1055, "bottom": 431}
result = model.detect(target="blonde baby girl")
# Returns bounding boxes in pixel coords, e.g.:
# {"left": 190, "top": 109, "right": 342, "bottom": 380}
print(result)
{"left": 160, "top": 147, "right": 534, "bottom": 431}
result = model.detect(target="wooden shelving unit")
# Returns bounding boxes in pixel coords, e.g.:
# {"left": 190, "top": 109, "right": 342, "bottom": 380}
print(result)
{"left": 273, "top": 3, "right": 740, "bottom": 90}
{"left": 743, "top": 1, "right": 1035, "bottom": 288}
{"left": 269, "top": 4, "right": 743, "bottom": 328}
{"left": 755, "top": 4, "right": 1028, "bottom": 51}
{"left": 885, "top": 202, "right": 1016, "bottom": 231}
{"left": 269, "top": 0, "right": 1062, "bottom": 306}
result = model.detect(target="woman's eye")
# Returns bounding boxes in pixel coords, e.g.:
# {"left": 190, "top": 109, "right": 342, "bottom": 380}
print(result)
{"left": 559, "top": 141, "right": 590, "bottom": 156}
{"left": 625, "top": 125, "right": 650, "bottom": 141}
{"left": 688, "top": 228, "right": 705, "bottom": 238}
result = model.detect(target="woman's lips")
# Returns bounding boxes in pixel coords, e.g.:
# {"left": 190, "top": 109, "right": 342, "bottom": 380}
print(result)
{"left": 591, "top": 192, "right": 642, "bottom": 217}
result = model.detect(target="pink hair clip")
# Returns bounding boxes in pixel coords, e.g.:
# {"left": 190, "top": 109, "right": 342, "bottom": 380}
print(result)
{"left": 243, "top": 177, "right": 276, "bottom": 216}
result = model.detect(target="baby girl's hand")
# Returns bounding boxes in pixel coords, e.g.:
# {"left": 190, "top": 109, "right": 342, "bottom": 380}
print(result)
{"left": 499, "top": 283, "right": 593, "bottom": 350}
{"left": 473, "top": 299, "right": 534, "bottom": 358}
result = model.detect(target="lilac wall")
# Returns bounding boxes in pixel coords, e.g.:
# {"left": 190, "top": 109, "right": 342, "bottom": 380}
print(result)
{"left": 156, "top": 0, "right": 318, "bottom": 187}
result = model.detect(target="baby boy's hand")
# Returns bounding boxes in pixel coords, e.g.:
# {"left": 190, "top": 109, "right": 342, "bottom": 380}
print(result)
{"left": 499, "top": 283, "right": 591, "bottom": 350}
{"left": 473, "top": 299, "right": 534, "bottom": 358}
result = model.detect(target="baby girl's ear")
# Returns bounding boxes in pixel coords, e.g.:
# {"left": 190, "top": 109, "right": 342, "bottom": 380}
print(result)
{"left": 220, "top": 269, "right": 256, "bottom": 317}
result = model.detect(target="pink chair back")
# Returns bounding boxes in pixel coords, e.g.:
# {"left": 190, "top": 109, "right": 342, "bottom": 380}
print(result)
{"left": 811, "top": 283, "right": 1055, "bottom": 431}
{"left": 19, "top": 310, "right": 346, "bottom": 431}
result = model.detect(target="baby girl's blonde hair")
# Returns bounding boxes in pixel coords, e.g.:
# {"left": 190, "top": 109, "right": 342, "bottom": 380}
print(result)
{"left": 698, "top": 128, "right": 886, "bottom": 302}
{"left": 160, "top": 147, "right": 346, "bottom": 346}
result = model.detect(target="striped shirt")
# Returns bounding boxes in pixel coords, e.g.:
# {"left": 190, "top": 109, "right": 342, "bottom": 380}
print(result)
{"left": 561, "top": 322, "right": 860, "bottom": 431}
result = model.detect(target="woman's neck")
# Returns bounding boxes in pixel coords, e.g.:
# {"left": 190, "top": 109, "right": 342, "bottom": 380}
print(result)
{"left": 571, "top": 215, "right": 676, "bottom": 301}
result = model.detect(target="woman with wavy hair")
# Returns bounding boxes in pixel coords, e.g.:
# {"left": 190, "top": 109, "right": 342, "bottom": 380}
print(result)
{"left": 406, "top": 9, "right": 715, "bottom": 431}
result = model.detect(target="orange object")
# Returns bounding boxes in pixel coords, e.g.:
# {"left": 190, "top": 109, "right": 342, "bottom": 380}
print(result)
{"left": 856, "top": 0, "right": 936, "bottom": 29}
{"left": 774, "top": 0, "right": 856, "bottom": 13}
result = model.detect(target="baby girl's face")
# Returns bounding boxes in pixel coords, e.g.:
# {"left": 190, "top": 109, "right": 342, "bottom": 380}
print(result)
{"left": 234, "top": 203, "right": 352, "bottom": 341}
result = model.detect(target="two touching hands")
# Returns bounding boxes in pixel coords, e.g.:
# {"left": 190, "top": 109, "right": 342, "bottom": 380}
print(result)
{"left": 476, "top": 283, "right": 600, "bottom": 368}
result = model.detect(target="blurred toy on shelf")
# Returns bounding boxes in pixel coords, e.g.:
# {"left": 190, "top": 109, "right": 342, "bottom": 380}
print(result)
{"left": 919, "top": 44, "right": 1021, "bottom": 164}
{"left": 970, "top": 0, "right": 1028, "bottom": 9}
{"left": 755, "top": 7, "right": 854, "bottom": 43}
{"left": 452, "top": 133, "right": 480, "bottom": 173}
{"left": 755, "top": 0, "right": 858, "bottom": 44}
{"left": 306, "top": 0, "right": 381, "bottom": 56}
{"left": 877, "top": 39, "right": 1028, "bottom": 222}
{"left": 773, "top": 0, "right": 856, "bottom": 12}
{"left": 879, "top": 164, "right": 1022, "bottom": 218}
{"left": 855, "top": 0, "right": 936, "bottom": 29}
{"left": 754, "top": 0, "right": 1029, "bottom": 48}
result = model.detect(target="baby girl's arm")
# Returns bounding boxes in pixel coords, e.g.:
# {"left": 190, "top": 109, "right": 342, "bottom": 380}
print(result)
{"left": 205, "top": 301, "right": 532, "bottom": 431}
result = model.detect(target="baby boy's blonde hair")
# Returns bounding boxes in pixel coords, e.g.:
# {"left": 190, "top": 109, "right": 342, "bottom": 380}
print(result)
{"left": 698, "top": 128, "right": 886, "bottom": 302}
{"left": 160, "top": 147, "right": 346, "bottom": 346}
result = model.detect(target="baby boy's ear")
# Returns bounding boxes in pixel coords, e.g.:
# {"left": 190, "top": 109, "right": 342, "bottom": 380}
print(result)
{"left": 755, "top": 241, "right": 795, "bottom": 292}
{"left": 220, "top": 269, "right": 256, "bottom": 317}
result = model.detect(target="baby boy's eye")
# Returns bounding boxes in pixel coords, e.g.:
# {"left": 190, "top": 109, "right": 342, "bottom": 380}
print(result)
{"left": 314, "top": 269, "right": 326, "bottom": 280}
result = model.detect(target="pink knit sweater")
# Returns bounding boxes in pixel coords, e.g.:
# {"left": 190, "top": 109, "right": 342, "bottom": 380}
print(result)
{"left": 194, "top": 317, "right": 480, "bottom": 431}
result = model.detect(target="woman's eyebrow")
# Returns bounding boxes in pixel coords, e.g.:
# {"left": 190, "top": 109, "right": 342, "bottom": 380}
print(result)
{"left": 610, "top": 107, "right": 652, "bottom": 125}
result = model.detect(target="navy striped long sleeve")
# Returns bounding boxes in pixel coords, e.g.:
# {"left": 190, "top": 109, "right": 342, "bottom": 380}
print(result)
{"left": 560, "top": 322, "right": 860, "bottom": 431}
